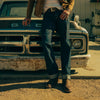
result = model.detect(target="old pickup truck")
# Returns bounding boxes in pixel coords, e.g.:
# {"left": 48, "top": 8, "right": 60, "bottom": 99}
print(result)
{"left": 0, "top": 0, "right": 90, "bottom": 71}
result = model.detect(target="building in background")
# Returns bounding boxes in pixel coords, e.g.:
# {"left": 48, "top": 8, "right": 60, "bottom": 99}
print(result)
{"left": 71, "top": 0, "right": 100, "bottom": 38}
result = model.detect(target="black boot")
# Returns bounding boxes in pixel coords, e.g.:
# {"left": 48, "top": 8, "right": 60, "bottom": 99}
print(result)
{"left": 62, "top": 79, "right": 72, "bottom": 93}
{"left": 45, "top": 76, "right": 58, "bottom": 88}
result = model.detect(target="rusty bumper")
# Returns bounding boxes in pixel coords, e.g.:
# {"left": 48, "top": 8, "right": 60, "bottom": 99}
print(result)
{"left": 0, "top": 54, "right": 91, "bottom": 71}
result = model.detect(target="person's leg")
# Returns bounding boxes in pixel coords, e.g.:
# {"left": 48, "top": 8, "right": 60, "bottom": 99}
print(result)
{"left": 56, "top": 17, "right": 71, "bottom": 79}
{"left": 56, "top": 16, "right": 72, "bottom": 92}
{"left": 41, "top": 10, "right": 58, "bottom": 84}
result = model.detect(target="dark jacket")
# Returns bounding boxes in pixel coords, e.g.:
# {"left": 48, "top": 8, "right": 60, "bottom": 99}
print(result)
{"left": 27, "top": 0, "right": 75, "bottom": 18}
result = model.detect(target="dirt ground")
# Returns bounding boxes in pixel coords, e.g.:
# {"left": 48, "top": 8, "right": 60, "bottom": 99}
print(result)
{"left": 0, "top": 79, "right": 100, "bottom": 100}
{"left": 87, "top": 41, "right": 100, "bottom": 70}
{"left": 0, "top": 41, "right": 100, "bottom": 100}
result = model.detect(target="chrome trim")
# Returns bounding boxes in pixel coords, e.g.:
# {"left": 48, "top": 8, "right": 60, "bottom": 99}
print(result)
{"left": 30, "top": 42, "right": 40, "bottom": 46}
{"left": 70, "top": 31, "right": 88, "bottom": 36}
{"left": 0, "top": 18, "right": 43, "bottom": 20}
{"left": 70, "top": 35, "right": 86, "bottom": 53}
{"left": 71, "top": 54, "right": 91, "bottom": 59}
{"left": 0, "top": 30, "right": 40, "bottom": 33}
{"left": 0, "top": 42, "right": 23, "bottom": 46}
{"left": 23, "top": 35, "right": 30, "bottom": 53}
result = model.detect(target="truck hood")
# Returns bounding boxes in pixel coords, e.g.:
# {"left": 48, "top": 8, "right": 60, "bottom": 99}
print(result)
{"left": 0, "top": 17, "right": 43, "bottom": 30}
{"left": 0, "top": 17, "right": 88, "bottom": 34}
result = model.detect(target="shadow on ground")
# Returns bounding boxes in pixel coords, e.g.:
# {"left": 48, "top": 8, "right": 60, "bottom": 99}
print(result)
{"left": 0, "top": 78, "right": 66, "bottom": 93}
{"left": 0, "top": 70, "right": 77, "bottom": 93}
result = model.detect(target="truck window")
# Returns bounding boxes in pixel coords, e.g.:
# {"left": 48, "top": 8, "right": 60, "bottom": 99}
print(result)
{"left": 0, "top": 2, "right": 42, "bottom": 18}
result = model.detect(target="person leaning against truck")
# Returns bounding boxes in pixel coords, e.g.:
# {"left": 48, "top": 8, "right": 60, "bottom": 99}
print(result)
{"left": 22, "top": 0, "right": 74, "bottom": 93}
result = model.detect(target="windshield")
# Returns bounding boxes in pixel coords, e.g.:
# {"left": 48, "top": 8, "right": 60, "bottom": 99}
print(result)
{"left": 0, "top": 1, "right": 41, "bottom": 17}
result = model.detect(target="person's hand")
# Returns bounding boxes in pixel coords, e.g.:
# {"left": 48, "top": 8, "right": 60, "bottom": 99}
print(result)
{"left": 60, "top": 10, "right": 70, "bottom": 20}
{"left": 22, "top": 18, "right": 31, "bottom": 26}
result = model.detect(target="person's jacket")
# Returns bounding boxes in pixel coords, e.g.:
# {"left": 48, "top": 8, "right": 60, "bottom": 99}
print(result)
{"left": 27, "top": 0, "right": 75, "bottom": 18}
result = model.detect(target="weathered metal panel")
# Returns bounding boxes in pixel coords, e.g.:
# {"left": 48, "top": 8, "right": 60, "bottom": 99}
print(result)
{"left": 0, "top": 55, "right": 90, "bottom": 71}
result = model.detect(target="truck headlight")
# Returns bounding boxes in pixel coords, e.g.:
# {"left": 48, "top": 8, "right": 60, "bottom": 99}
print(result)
{"left": 72, "top": 39, "right": 82, "bottom": 49}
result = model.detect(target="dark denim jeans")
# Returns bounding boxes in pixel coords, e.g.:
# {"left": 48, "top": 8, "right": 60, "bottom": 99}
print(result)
{"left": 41, "top": 9, "right": 71, "bottom": 79}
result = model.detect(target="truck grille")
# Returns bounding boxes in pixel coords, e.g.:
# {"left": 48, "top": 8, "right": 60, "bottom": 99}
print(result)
{"left": 0, "top": 36, "right": 23, "bottom": 41}
{"left": 0, "top": 46, "right": 23, "bottom": 52}
{"left": 0, "top": 35, "right": 24, "bottom": 54}
{"left": 0, "top": 33, "right": 87, "bottom": 55}
{"left": 29, "top": 35, "right": 61, "bottom": 55}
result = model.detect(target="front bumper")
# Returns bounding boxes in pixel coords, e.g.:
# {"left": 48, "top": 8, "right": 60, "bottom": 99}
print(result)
{"left": 0, "top": 54, "right": 91, "bottom": 71}
{"left": 71, "top": 54, "right": 91, "bottom": 68}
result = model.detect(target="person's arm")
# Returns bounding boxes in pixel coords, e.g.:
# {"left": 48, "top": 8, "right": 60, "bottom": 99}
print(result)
{"left": 60, "top": 0, "right": 75, "bottom": 20}
{"left": 22, "top": 0, "right": 35, "bottom": 26}
{"left": 26, "top": 0, "right": 35, "bottom": 19}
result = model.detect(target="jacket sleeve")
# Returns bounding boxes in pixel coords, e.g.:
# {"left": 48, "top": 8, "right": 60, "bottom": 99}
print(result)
{"left": 26, "top": 0, "right": 35, "bottom": 18}
{"left": 62, "top": 0, "right": 75, "bottom": 11}
{"left": 68, "top": 0, "right": 75, "bottom": 11}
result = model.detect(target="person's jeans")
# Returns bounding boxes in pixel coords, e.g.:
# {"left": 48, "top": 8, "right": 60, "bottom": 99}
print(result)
{"left": 41, "top": 8, "right": 71, "bottom": 79}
